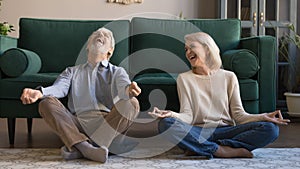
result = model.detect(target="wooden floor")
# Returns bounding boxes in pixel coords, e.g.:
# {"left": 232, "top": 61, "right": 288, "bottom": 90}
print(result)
{"left": 0, "top": 116, "right": 300, "bottom": 148}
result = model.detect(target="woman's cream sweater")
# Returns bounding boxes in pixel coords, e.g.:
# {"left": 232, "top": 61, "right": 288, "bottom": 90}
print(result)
{"left": 172, "top": 69, "right": 265, "bottom": 127}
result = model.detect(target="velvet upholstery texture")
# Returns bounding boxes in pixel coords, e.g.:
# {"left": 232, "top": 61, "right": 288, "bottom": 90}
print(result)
{"left": 222, "top": 49, "right": 259, "bottom": 79}
{"left": 0, "top": 48, "right": 41, "bottom": 77}
{"left": 0, "top": 35, "right": 17, "bottom": 52}
{"left": 0, "top": 17, "right": 276, "bottom": 144}
{"left": 0, "top": 73, "right": 58, "bottom": 99}
{"left": 240, "top": 36, "right": 276, "bottom": 113}
{"left": 18, "top": 18, "right": 130, "bottom": 73}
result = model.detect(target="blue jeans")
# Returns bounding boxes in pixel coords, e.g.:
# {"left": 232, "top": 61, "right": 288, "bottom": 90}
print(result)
{"left": 158, "top": 118, "right": 279, "bottom": 159}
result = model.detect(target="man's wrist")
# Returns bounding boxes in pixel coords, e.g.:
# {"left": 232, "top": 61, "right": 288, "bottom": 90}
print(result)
{"left": 127, "top": 85, "right": 134, "bottom": 98}
{"left": 35, "top": 86, "right": 44, "bottom": 98}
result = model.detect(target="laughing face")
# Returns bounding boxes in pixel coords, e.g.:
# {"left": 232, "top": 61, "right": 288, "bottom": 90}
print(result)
{"left": 86, "top": 28, "right": 115, "bottom": 65}
{"left": 87, "top": 31, "right": 111, "bottom": 58}
{"left": 185, "top": 40, "right": 207, "bottom": 68}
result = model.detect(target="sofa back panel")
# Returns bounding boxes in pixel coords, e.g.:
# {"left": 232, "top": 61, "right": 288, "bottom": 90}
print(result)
{"left": 18, "top": 18, "right": 130, "bottom": 73}
{"left": 129, "top": 17, "right": 240, "bottom": 77}
{"left": 130, "top": 17, "right": 199, "bottom": 76}
{"left": 188, "top": 19, "right": 241, "bottom": 53}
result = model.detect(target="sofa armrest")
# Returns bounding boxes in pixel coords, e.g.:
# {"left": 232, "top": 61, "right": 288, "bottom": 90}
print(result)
{"left": 0, "top": 35, "right": 18, "bottom": 78}
{"left": 222, "top": 49, "right": 259, "bottom": 79}
{"left": 0, "top": 35, "right": 17, "bottom": 53}
{"left": 0, "top": 48, "right": 41, "bottom": 78}
{"left": 239, "top": 36, "right": 276, "bottom": 113}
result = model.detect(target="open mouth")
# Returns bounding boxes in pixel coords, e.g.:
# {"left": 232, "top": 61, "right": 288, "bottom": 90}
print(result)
{"left": 189, "top": 55, "right": 197, "bottom": 61}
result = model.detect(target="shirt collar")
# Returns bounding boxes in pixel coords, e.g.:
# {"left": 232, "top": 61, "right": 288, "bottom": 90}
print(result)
{"left": 101, "top": 60, "right": 109, "bottom": 68}
{"left": 86, "top": 60, "right": 109, "bottom": 69}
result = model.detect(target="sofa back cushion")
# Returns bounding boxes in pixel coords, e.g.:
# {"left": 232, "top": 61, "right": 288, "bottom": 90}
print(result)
{"left": 18, "top": 18, "right": 130, "bottom": 73}
{"left": 188, "top": 19, "right": 241, "bottom": 53}
{"left": 130, "top": 17, "right": 241, "bottom": 77}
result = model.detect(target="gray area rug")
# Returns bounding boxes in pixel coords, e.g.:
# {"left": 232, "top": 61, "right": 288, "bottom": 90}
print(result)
{"left": 0, "top": 148, "right": 299, "bottom": 169}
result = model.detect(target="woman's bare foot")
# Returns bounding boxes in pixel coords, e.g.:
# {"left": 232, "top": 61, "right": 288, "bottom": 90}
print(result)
{"left": 213, "top": 145, "right": 253, "bottom": 158}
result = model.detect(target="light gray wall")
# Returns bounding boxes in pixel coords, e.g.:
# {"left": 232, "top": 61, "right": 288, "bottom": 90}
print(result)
{"left": 1, "top": 0, "right": 298, "bottom": 36}
{"left": 0, "top": 0, "right": 201, "bottom": 38}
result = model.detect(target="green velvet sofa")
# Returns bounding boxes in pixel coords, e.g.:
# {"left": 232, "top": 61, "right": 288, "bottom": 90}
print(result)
{"left": 0, "top": 17, "right": 276, "bottom": 144}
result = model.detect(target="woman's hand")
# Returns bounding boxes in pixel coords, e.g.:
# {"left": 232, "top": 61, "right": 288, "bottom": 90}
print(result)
{"left": 148, "top": 107, "right": 173, "bottom": 118}
{"left": 262, "top": 110, "right": 290, "bottom": 125}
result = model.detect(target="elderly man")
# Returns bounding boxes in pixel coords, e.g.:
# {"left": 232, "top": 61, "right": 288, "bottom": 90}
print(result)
{"left": 20, "top": 28, "right": 141, "bottom": 163}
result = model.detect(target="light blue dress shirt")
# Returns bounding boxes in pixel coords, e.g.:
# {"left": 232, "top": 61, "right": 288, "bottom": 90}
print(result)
{"left": 41, "top": 60, "right": 131, "bottom": 115}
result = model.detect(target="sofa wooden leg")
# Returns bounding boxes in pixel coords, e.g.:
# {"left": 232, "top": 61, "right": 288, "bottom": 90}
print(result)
{"left": 27, "top": 118, "right": 33, "bottom": 135}
{"left": 7, "top": 118, "right": 16, "bottom": 145}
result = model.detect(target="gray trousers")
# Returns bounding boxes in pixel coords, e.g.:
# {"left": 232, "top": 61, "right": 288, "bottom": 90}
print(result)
{"left": 38, "top": 96, "right": 140, "bottom": 151}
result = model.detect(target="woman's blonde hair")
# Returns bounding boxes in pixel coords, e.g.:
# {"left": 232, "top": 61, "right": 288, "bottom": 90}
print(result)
{"left": 184, "top": 32, "right": 222, "bottom": 71}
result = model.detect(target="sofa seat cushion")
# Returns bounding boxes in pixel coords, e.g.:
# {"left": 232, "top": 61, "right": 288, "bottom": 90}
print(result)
{"left": 222, "top": 49, "right": 259, "bottom": 79}
{"left": 239, "top": 79, "right": 259, "bottom": 101}
{"left": 133, "top": 73, "right": 178, "bottom": 85}
{"left": 133, "top": 73, "right": 179, "bottom": 113}
{"left": 0, "top": 48, "right": 41, "bottom": 77}
{"left": 0, "top": 73, "right": 58, "bottom": 99}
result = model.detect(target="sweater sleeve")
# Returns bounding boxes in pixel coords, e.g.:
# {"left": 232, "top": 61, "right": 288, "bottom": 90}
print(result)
{"left": 229, "top": 73, "right": 264, "bottom": 124}
{"left": 171, "top": 74, "right": 193, "bottom": 124}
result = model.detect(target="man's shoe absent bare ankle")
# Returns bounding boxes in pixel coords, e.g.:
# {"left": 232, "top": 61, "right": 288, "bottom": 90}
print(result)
{"left": 213, "top": 145, "right": 253, "bottom": 158}
{"left": 75, "top": 141, "right": 108, "bottom": 163}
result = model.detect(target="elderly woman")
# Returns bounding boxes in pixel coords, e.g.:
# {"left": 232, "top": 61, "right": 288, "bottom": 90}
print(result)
{"left": 20, "top": 28, "right": 141, "bottom": 163}
{"left": 149, "top": 32, "right": 290, "bottom": 159}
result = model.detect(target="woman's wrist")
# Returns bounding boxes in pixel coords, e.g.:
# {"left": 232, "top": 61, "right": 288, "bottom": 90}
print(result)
{"left": 260, "top": 113, "right": 268, "bottom": 121}
{"left": 170, "top": 111, "right": 178, "bottom": 118}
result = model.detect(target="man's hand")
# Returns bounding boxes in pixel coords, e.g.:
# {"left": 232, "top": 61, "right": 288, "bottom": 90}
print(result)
{"left": 128, "top": 81, "right": 141, "bottom": 97}
{"left": 20, "top": 88, "right": 43, "bottom": 105}
{"left": 262, "top": 110, "right": 290, "bottom": 125}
